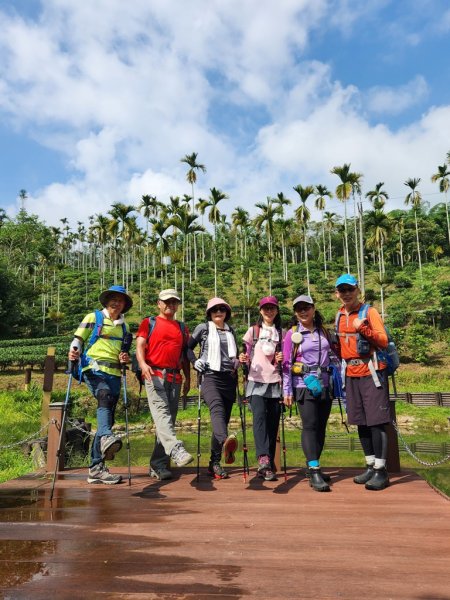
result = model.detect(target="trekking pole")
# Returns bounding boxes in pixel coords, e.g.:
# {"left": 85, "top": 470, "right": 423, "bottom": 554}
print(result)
{"left": 121, "top": 333, "right": 133, "bottom": 487}
{"left": 196, "top": 374, "right": 202, "bottom": 483}
{"left": 280, "top": 401, "right": 288, "bottom": 482}
{"left": 50, "top": 359, "right": 77, "bottom": 502}
{"left": 275, "top": 340, "right": 287, "bottom": 482}
{"left": 240, "top": 345, "right": 250, "bottom": 482}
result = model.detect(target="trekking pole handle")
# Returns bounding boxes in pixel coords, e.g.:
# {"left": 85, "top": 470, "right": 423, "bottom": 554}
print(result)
{"left": 66, "top": 359, "right": 78, "bottom": 376}
{"left": 120, "top": 332, "right": 133, "bottom": 373}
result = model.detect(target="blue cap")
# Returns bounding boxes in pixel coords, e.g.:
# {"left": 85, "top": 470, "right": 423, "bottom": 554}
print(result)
{"left": 99, "top": 285, "right": 133, "bottom": 313}
{"left": 335, "top": 274, "right": 358, "bottom": 288}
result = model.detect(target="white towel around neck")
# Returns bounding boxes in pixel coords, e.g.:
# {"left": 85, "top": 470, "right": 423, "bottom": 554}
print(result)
{"left": 207, "top": 321, "right": 237, "bottom": 371}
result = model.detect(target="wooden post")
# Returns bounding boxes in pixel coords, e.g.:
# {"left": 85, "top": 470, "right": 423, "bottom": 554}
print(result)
{"left": 387, "top": 398, "right": 401, "bottom": 473}
{"left": 47, "top": 401, "right": 65, "bottom": 473}
{"left": 41, "top": 347, "right": 56, "bottom": 427}
{"left": 24, "top": 367, "right": 32, "bottom": 391}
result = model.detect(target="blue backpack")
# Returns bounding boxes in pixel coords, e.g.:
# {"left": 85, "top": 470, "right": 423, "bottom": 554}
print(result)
{"left": 78, "top": 309, "right": 127, "bottom": 381}
{"left": 335, "top": 304, "right": 399, "bottom": 376}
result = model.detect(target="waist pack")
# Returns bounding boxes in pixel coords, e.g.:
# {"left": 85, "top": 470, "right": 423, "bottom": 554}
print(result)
{"left": 303, "top": 374, "right": 323, "bottom": 398}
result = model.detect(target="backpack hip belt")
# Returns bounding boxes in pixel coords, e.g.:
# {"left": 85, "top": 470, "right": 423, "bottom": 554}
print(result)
{"left": 91, "top": 359, "right": 121, "bottom": 370}
{"left": 347, "top": 358, "right": 372, "bottom": 366}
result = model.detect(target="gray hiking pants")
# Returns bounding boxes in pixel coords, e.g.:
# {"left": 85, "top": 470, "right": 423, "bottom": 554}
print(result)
{"left": 144, "top": 374, "right": 182, "bottom": 472}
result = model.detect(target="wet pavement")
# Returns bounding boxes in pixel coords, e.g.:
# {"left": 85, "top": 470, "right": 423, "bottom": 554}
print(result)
{"left": 0, "top": 467, "right": 449, "bottom": 599}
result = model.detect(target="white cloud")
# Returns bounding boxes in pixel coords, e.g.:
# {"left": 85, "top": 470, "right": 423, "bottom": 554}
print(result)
{"left": 365, "top": 76, "right": 429, "bottom": 115}
{"left": 0, "top": 1, "right": 449, "bottom": 228}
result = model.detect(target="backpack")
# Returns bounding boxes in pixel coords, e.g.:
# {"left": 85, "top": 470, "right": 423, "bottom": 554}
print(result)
{"left": 335, "top": 304, "right": 399, "bottom": 376}
{"left": 78, "top": 309, "right": 127, "bottom": 381}
{"left": 132, "top": 316, "right": 187, "bottom": 387}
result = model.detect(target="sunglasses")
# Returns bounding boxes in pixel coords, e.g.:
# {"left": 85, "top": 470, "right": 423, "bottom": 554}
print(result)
{"left": 337, "top": 286, "right": 356, "bottom": 293}
{"left": 210, "top": 306, "right": 228, "bottom": 313}
{"left": 295, "top": 304, "right": 313, "bottom": 312}
{"left": 261, "top": 304, "right": 277, "bottom": 311}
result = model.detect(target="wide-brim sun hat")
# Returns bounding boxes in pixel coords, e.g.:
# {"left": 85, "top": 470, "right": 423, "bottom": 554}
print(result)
{"left": 293, "top": 294, "right": 314, "bottom": 308}
{"left": 99, "top": 285, "right": 133, "bottom": 313}
{"left": 206, "top": 297, "right": 232, "bottom": 320}
{"left": 335, "top": 274, "right": 358, "bottom": 288}
{"left": 259, "top": 295, "right": 279, "bottom": 308}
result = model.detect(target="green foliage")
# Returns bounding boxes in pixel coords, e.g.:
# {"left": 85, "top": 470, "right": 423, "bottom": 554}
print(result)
{"left": 393, "top": 273, "right": 413, "bottom": 289}
{"left": 405, "top": 324, "right": 434, "bottom": 364}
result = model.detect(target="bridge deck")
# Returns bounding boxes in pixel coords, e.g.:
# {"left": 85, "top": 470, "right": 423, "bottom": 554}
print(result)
{"left": 0, "top": 466, "right": 449, "bottom": 599}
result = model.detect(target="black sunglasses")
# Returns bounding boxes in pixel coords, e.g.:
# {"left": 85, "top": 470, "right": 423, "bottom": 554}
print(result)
{"left": 210, "top": 306, "right": 228, "bottom": 313}
{"left": 337, "top": 286, "right": 356, "bottom": 293}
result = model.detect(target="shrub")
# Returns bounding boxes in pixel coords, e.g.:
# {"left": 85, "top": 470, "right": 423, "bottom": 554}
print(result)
{"left": 393, "top": 273, "right": 413, "bottom": 289}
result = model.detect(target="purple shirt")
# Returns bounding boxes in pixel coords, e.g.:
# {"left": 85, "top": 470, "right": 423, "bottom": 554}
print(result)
{"left": 282, "top": 325, "right": 331, "bottom": 396}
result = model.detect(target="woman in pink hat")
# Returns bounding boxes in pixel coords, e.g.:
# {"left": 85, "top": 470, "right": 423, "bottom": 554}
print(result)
{"left": 239, "top": 296, "right": 283, "bottom": 481}
{"left": 187, "top": 297, "right": 239, "bottom": 479}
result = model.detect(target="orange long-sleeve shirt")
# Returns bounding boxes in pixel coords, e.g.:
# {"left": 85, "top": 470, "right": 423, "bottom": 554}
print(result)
{"left": 337, "top": 303, "right": 388, "bottom": 377}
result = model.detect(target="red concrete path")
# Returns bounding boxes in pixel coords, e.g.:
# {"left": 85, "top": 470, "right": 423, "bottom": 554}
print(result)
{"left": 0, "top": 466, "right": 449, "bottom": 599}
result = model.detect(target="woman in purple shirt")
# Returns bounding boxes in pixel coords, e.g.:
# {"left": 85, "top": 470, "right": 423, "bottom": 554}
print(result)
{"left": 283, "top": 295, "right": 333, "bottom": 492}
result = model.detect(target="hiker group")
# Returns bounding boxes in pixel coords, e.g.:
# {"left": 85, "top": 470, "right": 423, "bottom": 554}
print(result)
{"left": 68, "top": 273, "right": 395, "bottom": 492}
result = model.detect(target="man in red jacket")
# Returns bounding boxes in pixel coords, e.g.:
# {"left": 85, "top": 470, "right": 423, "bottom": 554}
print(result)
{"left": 136, "top": 289, "right": 193, "bottom": 480}
{"left": 335, "top": 274, "right": 390, "bottom": 490}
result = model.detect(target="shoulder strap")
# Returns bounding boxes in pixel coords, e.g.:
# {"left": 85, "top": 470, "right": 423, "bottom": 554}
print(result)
{"left": 358, "top": 303, "right": 370, "bottom": 320}
{"left": 146, "top": 316, "right": 157, "bottom": 344}
{"left": 334, "top": 310, "right": 342, "bottom": 332}
{"left": 86, "top": 309, "right": 104, "bottom": 351}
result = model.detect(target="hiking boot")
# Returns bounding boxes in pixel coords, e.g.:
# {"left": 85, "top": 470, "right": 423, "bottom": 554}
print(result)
{"left": 150, "top": 468, "right": 173, "bottom": 481}
{"left": 305, "top": 467, "right": 331, "bottom": 483}
{"left": 365, "top": 467, "right": 390, "bottom": 491}
{"left": 223, "top": 434, "right": 238, "bottom": 465}
{"left": 309, "top": 468, "right": 331, "bottom": 492}
{"left": 353, "top": 465, "right": 375, "bottom": 484}
{"left": 257, "top": 455, "right": 270, "bottom": 476}
{"left": 100, "top": 435, "right": 122, "bottom": 461}
{"left": 208, "top": 462, "right": 229, "bottom": 479}
{"left": 87, "top": 463, "right": 122, "bottom": 485}
{"left": 170, "top": 443, "right": 194, "bottom": 467}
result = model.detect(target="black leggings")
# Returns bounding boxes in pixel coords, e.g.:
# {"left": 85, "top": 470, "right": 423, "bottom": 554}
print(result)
{"left": 201, "top": 371, "right": 236, "bottom": 463}
{"left": 296, "top": 388, "right": 332, "bottom": 463}
{"left": 249, "top": 395, "right": 281, "bottom": 461}
{"left": 358, "top": 424, "right": 388, "bottom": 460}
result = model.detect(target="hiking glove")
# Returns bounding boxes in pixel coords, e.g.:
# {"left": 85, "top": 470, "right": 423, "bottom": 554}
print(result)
{"left": 194, "top": 359, "right": 208, "bottom": 373}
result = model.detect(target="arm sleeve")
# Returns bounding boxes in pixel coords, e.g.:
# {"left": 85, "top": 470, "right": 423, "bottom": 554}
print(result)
{"left": 186, "top": 323, "right": 205, "bottom": 363}
{"left": 358, "top": 307, "right": 388, "bottom": 349}
{"left": 282, "top": 330, "right": 293, "bottom": 396}
{"left": 74, "top": 313, "right": 96, "bottom": 344}
{"left": 136, "top": 318, "right": 150, "bottom": 339}
{"left": 242, "top": 328, "right": 252, "bottom": 356}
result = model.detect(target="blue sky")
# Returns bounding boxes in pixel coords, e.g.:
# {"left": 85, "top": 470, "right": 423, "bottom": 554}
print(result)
{"left": 0, "top": 0, "right": 449, "bottom": 227}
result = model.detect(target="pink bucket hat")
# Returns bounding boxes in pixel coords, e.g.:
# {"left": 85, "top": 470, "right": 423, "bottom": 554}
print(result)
{"left": 206, "top": 297, "right": 232, "bottom": 320}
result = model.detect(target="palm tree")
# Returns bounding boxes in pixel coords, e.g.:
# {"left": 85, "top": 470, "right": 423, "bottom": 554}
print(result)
{"left": 365, "top": 209, "right": 391, "bottom": 277}
{"left": 253, "top": 197, "right": 283, "bottom": 294}
{"left": 274, "top": 192, "right": 292, "bottom": 281}
{"left": 331, "top": 163, "right": 360, "bottom": 273}
{"left": 180, "top": 152, "right": 206, "bottom": 214}
{"left": 203, "top": 187, "right": 228, "bottom": 295}
{"left": 366, "top": 182, "right": 389, "bottom": 210}
{"left": 431, "top": 164, "right": 450, "bottom": 247}
{"left": 389, "top": 213, "right": 405, "bottom": 268}
{"left": 404, "top": 178, "right": 423, "bottom": 282}
{"left": 314, "top": 185, "right": 333, "bottom": 278}
{"left": 323, "top": 211, "right": 339, "bottom": 262}
{"left": 293, "top": 185, "right": 314, "bottom": 294}
{"left": 18, "top": 189, "right": 27, "bottom": 212}
{"left": 231, "top": 207, "right": 250, "bottom": 258}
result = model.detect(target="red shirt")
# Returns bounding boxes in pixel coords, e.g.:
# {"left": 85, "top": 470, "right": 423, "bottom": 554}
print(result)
{"left": 136, "top": 316, "right": 189, "bottom": 369}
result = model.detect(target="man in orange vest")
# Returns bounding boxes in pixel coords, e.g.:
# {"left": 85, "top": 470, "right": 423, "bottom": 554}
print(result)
{"left": 335, "top": 274, "right": 390, "bottom": 490}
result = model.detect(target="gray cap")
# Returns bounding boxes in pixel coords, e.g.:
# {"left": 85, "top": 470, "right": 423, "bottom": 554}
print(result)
{"left": 293, "top": 294, "right": 314, "bottom": 307}
{"left": 158, "top": 288, "right": 181, "bottom": 302}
